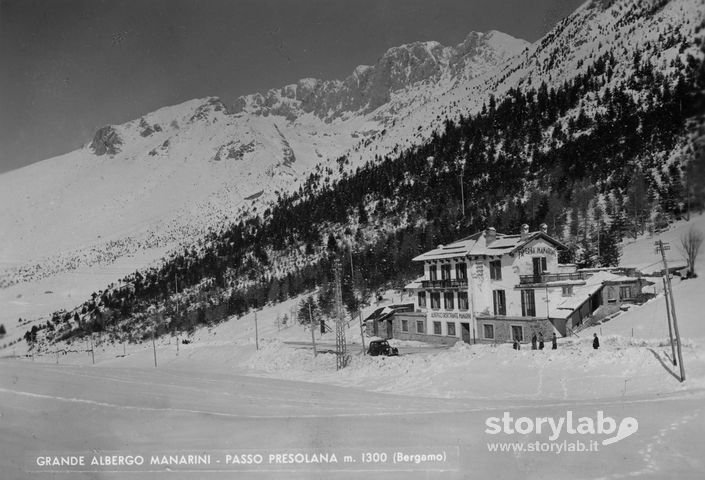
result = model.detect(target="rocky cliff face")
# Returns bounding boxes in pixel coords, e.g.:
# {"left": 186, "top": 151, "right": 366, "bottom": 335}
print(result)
{"left": 89, "top": 126, "right": 123, "bottom": 155}
{"left": 232, "top": 30, "right": 529, "bottom": 121}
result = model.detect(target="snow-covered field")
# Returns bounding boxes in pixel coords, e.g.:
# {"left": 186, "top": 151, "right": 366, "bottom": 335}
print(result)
{"left": 1, "top": 216, "right": 705, "bottom": 479}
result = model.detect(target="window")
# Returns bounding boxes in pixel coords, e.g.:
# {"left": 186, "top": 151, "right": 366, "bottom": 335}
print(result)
{"left": 493, "top": 290, "right": 506, "bottom": 316}
{"left": 521, "top": 289, "right": 536, "bottom": 317}
{"left": 456, "top": 263, "right": 467, "bottom": 280}
{"left": 532, "top": 257, "right": 547, "bottom": 279}
{"left": 401, "top": 320, "right": 408, "bottom": 332}
{"left": 441, "top": 264, "right": 451, "bottom": 280}
{"left": 429, "top": 265, "right": 437, "bottom": 281}
{"left": 447, "top": 322, "right": 456, "bottom": 336}
{"left": 562, "top": 286, "right": 573, "bottom": 297}
{"left": 607, "top": 287, "right": 616, "bottom": 303}
{"left": 430, "top": 292, "right": 441, "bottom": 310}
{"left": 511, "top": 325, "right": 524, "bottom": 342}
{"left": 433, "top": 321, "right": 442, "bottom": 335}
{"left": 490, "top": 260, "right": 502, "bottom": 280}
{"left": 458, "top": 291, "right": 469, "bottom": 310}
{"left": 416, "top": 320, "right": 425, "bottom": 334}
{"left": 620, "top": 286, "right": 633, "bottom": 299}
{"left": 443, "top": 291, "right": 455, "bottom": 310}
{"left": 418, "top": 291, "right": 427, "bottom": 308}
{"left": 483, "top": 324, "right": 495, "bottom": 339}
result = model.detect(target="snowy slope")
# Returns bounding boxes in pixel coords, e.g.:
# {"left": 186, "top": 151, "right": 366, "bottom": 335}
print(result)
{"left": 17, "top": 204, "right": 705, "bottom": 401}
{"left": 584, "top": 213, "right": 705, "bottom": 342}
{"left": 0, "top": 98, "right": 353, "bottom": 281}
{"left": 346, "top": 0, "right": 705, "bottom": 165}
{"left": 0, "top": 0, "right": 702, "bottom": 319}
{"left": 3, "top": 221, "right": 704, "bottom": 479}
{"left": 0, "top": 32, "right": 527, "bottom": 290}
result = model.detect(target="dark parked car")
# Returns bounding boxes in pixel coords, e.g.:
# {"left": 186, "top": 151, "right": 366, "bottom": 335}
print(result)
{"left": 367, "top": 340, "right": 399, "bottom": 357}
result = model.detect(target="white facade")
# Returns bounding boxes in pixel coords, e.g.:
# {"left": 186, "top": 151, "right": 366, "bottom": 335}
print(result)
{"left": 407, "top": 226, "right": 588, "bottom": 342}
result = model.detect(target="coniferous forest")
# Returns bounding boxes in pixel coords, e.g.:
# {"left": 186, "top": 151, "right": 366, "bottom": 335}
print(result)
{"left": 29, "top": 37, "right": 705, "bottom": 348}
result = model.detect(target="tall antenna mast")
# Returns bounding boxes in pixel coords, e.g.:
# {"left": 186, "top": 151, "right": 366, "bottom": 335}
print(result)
{"left": 334, "top": 259, "right": 348, "bottom": 370}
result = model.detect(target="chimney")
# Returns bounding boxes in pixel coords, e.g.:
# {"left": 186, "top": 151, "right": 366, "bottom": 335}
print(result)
{"left": 485, "top": 227, "right": 496, "bottom": 245}
{"left": 540, "top": 223, "right": 548, "bottom": 234}
{"left": 520, "top": 224, "right": 530, "bottom": 240}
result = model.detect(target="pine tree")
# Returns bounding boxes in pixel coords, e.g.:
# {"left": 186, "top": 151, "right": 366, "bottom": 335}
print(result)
{"left": 686, "top": 133, "right": 705, "bottom": 215}
{"left": 625, "top": 166, "right": 650, "bottom": 238}
{"left": 0, "top": 324, "right": 5, "bottom": 336}
{"left": 358, "top": 200, "right": 368, "bottom": 225}
{"left": 326, "top": 234, "right": 338, "bottom": 252}
{"left": 297, "top": 296, "right": 320, "bottom": 325}
{"left": 598, "top": 223, "right": 621, "bottom": 267}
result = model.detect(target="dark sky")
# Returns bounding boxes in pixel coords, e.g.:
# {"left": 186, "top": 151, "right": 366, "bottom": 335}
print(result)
{"left": 0, "top": 0, "right": 585, "bottom": 173}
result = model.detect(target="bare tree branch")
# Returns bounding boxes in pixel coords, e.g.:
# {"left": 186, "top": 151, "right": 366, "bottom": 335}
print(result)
{"left": 680, "top": 226, "right": 703, "bottom": 276}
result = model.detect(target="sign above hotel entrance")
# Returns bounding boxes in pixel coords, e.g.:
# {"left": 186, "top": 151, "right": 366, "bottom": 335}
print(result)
{"left": 517, "top": 245, "right": 556, "bottom": 257}
{"left": 429, "top": 311, "right": 473, "bottom": 320}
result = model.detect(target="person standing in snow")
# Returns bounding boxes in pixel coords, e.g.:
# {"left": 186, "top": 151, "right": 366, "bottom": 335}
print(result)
{"left": 513, "top": 339, "right": 520, "bottom": 350}
{"left": 538, "top": 332, "right": 544, "bottom": 350}
{"left": 531, "top": 333, "right": 537, "bottom": 350}
{"left": 551, "top": 332, "right": 557, "bottom": 350}
{"left": 593, "top": 333, "right": 600, "bottom": 350}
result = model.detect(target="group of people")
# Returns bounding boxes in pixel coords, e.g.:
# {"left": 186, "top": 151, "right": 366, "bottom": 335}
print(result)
{"left": 529, "top": 332, "right": 557, "bottom": 350}
{"left": 512, "top": 332, "right": 557, "bottom": 350}
{"left": 512, "top": 332, "right": 601, "bottom": 350}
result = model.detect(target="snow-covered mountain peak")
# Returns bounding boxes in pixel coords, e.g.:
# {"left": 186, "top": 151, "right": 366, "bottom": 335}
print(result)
{"left": 232, "top": 30, "right": 528, "bottom": 121}
{"left": 460, "top": 30, "right": 529, "bottom": 57}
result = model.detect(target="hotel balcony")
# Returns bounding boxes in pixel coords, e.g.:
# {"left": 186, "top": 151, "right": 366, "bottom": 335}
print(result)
{"left": 421, "top": 279, "right": 468, "bottom": 289}
{"left": 518, "top": 272, "right": 589, "bottom": 286}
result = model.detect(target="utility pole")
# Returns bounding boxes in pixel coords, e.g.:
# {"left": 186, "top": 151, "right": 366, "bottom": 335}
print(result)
{"left": 460, "top": 161, "right": 465, "bottom": 218}
{"left": 308, "top": 303, "right": 317, "bottom": 357}
{"left": 662, "top": 277, "right": 677, "bottom": 366}
{"left": 359, "top": 310, "right": 366, "bottom": 355}
{"left": 254, "top": 311, "right": 259, "bottom": 351}
{"left": 334, "top": 260, "right": 347, "bottom": 370}
{"left": 655, "top": 240, "right": 685, "bottom": 381}
{"left": 597, "top": 225, "right": 600, "bottom": 262}
{"left": 348, "top": 246, "right": 366, "bottom": 353}
{"left": 175, "top": 272, "right": 180, "bottom": 355}
{"left": 633, "top": 179, "right": 638, "bottom": 240}
{"left": 152, "top": 329, "right": 157, "bottom": 368}
{"left": 468, "top": 260, "right": 477, "bottom": 345}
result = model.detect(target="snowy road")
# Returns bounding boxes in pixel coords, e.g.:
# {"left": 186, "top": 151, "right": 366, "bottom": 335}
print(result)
{"left": 1, "top": 360, "right": 703, "bottom": 479}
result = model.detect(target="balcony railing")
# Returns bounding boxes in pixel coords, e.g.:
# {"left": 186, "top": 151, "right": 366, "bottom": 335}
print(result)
{"left": 518, "top": 272, "right": 589, "bottom": 285}
{"left": 421, "top": 278, "right": 469, "bottom": 289}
